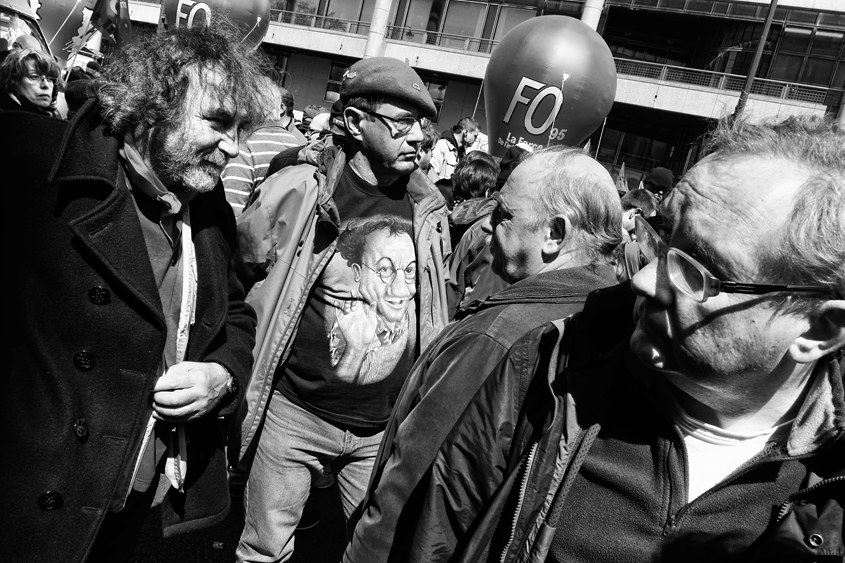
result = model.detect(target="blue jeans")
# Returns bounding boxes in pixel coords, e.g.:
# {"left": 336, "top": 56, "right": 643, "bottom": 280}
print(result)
{"left": 236, "top": 390, "right": 383, "bottom": 562}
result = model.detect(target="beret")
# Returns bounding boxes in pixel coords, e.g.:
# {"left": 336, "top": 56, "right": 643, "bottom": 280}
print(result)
{"left": 340, "top": 57, "right": 437, "bottom": 119}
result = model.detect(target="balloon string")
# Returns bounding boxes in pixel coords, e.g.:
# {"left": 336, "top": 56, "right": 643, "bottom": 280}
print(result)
{"left": 239, "top": 16, "right": 261, "bottom": 45}
{"left": 48, "top": 0, "right": 82, "bottom": 47}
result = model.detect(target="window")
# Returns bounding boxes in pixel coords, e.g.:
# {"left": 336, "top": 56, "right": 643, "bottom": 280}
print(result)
{"left": 425, "top": 80, "right": 447, "bottom": 123}
{"left": 442, "top": 1, "right": 487, "bottom": 38}
{"left": 493, "top": 6, "right": 534, "bottom": 41}
{"left": 325, "top": 61, "right": 349, "bottom": 103}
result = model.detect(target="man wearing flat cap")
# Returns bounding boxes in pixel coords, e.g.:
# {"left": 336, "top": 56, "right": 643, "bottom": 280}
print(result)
{"left": 233, "top": 57, "right": 451, "bottom": 562}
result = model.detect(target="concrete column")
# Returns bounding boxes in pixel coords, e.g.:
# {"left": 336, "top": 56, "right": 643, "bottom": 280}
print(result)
{"left": 838, "top": 99, "right": 845, "bottom": 127}
{"left": 364, "top": 0, "right": 393, "bottom": 58}
{"left": 581, "top": 0, "right": 605, "bottom": 31}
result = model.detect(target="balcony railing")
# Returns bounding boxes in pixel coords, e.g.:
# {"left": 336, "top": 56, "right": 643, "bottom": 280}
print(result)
{"left": 267, "top": 11, "right": 842, "bottom": 114}
{"left": 613, "top": 58, "right": 841, "bottom": 112}
{"left": 385, "top": 26, "right": 499, "bottom": 54}
{"left": 270, "top": 9, "right": 371, "bottom": 36}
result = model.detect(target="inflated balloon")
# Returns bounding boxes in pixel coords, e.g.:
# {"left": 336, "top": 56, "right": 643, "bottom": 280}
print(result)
{"left": 161, "top": 0, "right": 271, "bottom": 48}
{"left": 484, "top": 16, "right": 617, "bottom": 158}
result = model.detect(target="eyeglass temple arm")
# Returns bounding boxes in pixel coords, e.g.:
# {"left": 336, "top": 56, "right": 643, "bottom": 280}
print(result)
{"left": 718, "top": 281, "right": 831, "bottom": 295}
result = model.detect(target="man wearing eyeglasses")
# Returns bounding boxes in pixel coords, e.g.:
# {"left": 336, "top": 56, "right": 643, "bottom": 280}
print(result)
{"left": 344, "top": 145, "right": 623, "bottom": 563}
{"left": 233, "top": 57, "right": 450, "bottom": 562}
{"left": 362, "top": 116, "right": 844, "bottom": 563}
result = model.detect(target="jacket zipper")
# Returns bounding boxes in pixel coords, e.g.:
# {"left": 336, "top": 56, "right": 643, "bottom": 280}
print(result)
{"left": 664, "top": 442, "right": 784, "bottom": 532}
{"left": 776, "top": 475, "right": 845, "bottom": 522}
{"left": 501, "top": 441, "right": 539, "bottom": 563}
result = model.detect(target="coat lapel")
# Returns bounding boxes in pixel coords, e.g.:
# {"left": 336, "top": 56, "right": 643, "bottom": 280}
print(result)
{"left": 57, "top": 101, "right": 165, "bottom": 328}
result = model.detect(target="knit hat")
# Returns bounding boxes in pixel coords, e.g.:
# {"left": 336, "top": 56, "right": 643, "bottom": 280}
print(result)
{"left": 643, "top": 167, "right": 674, "bottom": 193}
{"left": 340, "top": 57, "right": 437, "bottom": 118}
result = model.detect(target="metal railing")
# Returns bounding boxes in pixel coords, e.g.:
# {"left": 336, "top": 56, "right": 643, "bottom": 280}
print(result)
{"left": 385, "top": 26, "right": 499, "bottom": 54}
{"left": 266, "top": 12, "right": 841, "bottom": 114}
{"left": 269, "top": 9, "right": 371, "bottom": 36}
{"left": 613, "top": 58, "right": 838, "bottom": 109}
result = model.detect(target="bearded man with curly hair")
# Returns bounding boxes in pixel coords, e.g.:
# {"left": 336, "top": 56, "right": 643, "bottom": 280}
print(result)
{"left": 0, "top": 24, "right": 270, "bottom": 563}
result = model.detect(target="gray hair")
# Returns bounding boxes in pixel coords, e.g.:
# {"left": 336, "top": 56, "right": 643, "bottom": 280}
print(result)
{"left": 523, "top": 145, "right": 623, "bottom": 263}
{"left": 707, "top": 116, "right": 844, "bottom": 311}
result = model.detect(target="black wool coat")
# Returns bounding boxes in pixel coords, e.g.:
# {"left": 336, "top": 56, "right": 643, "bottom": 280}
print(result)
{"left": 0, "top": 101, "right": 257, "bottom": 563}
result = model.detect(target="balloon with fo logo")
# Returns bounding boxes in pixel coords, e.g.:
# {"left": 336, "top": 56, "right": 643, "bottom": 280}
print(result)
{"left": 483, "top": 16, "right": 616, "bottom": 157}
{"left": 161, "top": 0, "right": 271, "bottom": 48}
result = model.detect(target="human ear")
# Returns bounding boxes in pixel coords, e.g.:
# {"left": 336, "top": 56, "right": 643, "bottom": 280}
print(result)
{"left": 543, "top": 215, "right": 569, "bottom": 254}
{"left": 344, "top": 108, "right": 365, "bottom": 141}
{"left": 788, "top": 300, "right": 845, "bottom": 363}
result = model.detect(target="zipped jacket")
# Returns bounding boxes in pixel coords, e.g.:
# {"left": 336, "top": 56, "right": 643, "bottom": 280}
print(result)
{"left": 403, "top": 304, "right": 845, "bottom": 562}
{"left": 232, "top": 144, "right": 451, "bottom": 463}
{"left": 344, "top": 266, "right": 620, "bottom": 563}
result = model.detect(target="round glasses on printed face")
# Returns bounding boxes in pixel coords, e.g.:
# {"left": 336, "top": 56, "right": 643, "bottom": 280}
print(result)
{"left": 633, "top": 216, "right": 831, "bottom": 303}
{"left": 362, "top": 261, "right": 417, "bottom": 285}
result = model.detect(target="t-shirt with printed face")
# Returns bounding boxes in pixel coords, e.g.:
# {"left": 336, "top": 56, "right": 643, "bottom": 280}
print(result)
{"left": 279, "top": 164, "right": 418, "bottom": 429}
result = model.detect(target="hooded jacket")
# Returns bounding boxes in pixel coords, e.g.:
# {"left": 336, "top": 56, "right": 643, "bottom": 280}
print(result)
{"left": 430, "top": 130, "right": 463, "bottom": 181}
{"left": 232, "top": 143, "right": 451, "bottom": 464}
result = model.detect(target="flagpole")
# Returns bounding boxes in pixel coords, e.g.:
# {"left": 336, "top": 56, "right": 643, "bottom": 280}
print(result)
{"left": 595, "top": 117, "right": 607, "bottom": 160}
{"left": 48, "top": 0, "right": 82, "bottom": 47}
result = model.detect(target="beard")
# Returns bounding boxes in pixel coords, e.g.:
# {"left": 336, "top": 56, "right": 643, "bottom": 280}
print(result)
{"left": 149, "top": 125, "right": 228, "bottom": 194}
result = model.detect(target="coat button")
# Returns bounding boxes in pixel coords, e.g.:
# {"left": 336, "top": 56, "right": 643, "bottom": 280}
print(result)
{"left": 38, "top": 491, "right": 64, "bottom": 511}
{"left": 73, "top": 352, "right": 96, "bottom": 371}
{"left": 807, "top": 533, "right": 824, "bottom": 548}
{"left": 73, "top": 418, "right": 89, "bottom": 442}
{"left": 88, "top": 286, "right": 111, "bottom": 305}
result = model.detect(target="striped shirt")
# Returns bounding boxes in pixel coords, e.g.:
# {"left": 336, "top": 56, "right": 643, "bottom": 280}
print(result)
{"left": 222, "top": 119, "right": 307, "bottom": 216}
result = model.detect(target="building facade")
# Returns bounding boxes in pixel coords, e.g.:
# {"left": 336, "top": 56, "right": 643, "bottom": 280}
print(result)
{"left": 131, "top": 0, "right": 845, "bottom": 183}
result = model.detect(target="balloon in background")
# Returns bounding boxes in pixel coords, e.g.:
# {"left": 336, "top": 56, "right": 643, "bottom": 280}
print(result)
{"left": 483, "top": 16, "right": 617, "bottom": 158}
{"left": 161, "top": 0, "right": 271, "bottom": 49}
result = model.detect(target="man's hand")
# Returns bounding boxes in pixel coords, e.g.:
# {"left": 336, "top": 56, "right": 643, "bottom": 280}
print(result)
{"left": 152, "top": 362, "right": 229, "bottom": 421}
{"left": 335, "top": 292, "right": 378, "bottom": 352}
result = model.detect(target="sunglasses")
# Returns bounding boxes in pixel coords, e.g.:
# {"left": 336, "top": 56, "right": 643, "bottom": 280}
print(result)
{"left": 633, "top": 216, "right": 831, "bottom": 303}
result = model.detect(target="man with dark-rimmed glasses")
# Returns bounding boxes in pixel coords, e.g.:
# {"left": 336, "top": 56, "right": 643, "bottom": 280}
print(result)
{"left": 348, "top": 115, "right": 845, "bottom": 563}
{"left": 233, "top": 57, "right": 450, "bottom": 562}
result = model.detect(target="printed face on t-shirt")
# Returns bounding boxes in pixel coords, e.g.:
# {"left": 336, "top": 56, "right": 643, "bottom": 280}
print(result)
{"left": 321, "top": 215, "right": 418, "bottom": 386}
{"left": 350, "top": 228, "right": 417, "bottom": 326}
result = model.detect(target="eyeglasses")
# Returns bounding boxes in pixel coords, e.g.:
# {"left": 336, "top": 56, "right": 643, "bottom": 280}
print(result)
{"left": 361, "top": 261, "right": 417, "bottom": 285}
{"left": 24, "top": 73, "right": 56, "bottom": 85}
{"left": 362, "top": 109, "right": 429, "bottom": 139}
{"left": 633, "top": 216, "right": 831, "bottom": 303}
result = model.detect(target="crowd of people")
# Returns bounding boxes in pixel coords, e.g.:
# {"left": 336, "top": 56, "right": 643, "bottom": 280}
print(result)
{"left": 2, "top": 23, "right": 844, "bottom": 563}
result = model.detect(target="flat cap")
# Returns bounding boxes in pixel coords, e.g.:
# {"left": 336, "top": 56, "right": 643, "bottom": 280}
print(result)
{"left": 340, "top": 57, "right": 437, "bottom": 119}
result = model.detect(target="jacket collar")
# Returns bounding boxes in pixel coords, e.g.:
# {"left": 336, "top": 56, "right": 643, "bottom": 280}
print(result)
{"left": 312, "top": 144, "right": 447, "bottom": 219}
{"left": 48, "top": 98, "right": 121, "bottom": 189}
{"left": 624, "top": 350, "right": 845, "bottom": 459}
{"left": 455, "top": 264, "right": 617, "bottom": 320}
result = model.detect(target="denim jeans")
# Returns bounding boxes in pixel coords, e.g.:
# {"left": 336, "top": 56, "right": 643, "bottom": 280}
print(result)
{"left": 236, "top": 390, "right": 383, "bottom": 562}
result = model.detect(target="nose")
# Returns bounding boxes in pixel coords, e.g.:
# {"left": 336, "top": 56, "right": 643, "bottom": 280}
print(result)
{"left": 630, "top": 258, "right": 673, "bottom": 306}
{"left": 388, "top": 272, "right": 412, "bottom": 297}
{"left": 218, "top": 127, "right": 240, "bottom": 159}
{"left": 405, "top": 120, "right": 424, "bottom": 143}
{"left": 480, "top": 214, "right": 493, "bottom": 235}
